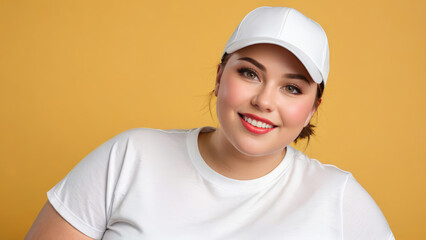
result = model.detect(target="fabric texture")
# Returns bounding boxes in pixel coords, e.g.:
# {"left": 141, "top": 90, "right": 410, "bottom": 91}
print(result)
{"left": 47, "top": 127, "right": 394, "bottom": 240}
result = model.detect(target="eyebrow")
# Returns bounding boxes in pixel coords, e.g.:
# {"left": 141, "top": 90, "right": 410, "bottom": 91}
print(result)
{"left": 238, "top": 57, "right": 311, "bottom": 85}
{"left": 284, "top": 73, "right": 311, "bottom": 85}
{"left": 238, "top": 57, "right": 266, "bottom": 72}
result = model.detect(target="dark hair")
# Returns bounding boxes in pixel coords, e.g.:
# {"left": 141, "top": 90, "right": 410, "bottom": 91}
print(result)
{"left": 213, "top": 53, "right": 325, "bottom": 145}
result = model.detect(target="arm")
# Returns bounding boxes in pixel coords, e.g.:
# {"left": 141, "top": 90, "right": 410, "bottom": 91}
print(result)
{"left": 26, "top": 130, "right": 133, "bottom": 239}
{"left": 342, "top": 175, "right": 394, "bottom": 240}
{"left": 25, "top": 201, "right": 94, "bottom": 240}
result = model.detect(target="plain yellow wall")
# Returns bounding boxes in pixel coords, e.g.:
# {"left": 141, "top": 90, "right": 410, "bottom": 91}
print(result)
{"left": 1, "top": 0, "right": 425, "bottom": 238}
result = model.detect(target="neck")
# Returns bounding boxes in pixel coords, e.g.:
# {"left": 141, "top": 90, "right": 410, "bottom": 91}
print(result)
{"left": 198, "top": 127, "right": 286, "bottom": 180}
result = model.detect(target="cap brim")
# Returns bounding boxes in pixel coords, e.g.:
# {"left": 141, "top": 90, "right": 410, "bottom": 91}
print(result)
{"left": 225, "top": 39, "right": 323, "bottom": 84}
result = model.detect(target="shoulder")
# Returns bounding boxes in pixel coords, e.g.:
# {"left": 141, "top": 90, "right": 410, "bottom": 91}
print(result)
{"left": 72, "top": 128, "right": 194, "bottom": 169}
{"left": 98, "top": 127, "right": 202, "bottom": 161}
{"left": 289, "top": 146, "right": 351, "bottom": 185}
{"left": 108, "top": 128, "right": 192, "bottom": 147}
{"left": 114, "top": 127, "right": 191, "bottom": 140}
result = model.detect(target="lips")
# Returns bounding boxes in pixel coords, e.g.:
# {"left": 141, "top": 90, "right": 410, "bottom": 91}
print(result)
{"left": 238, "top": 113, "right": 277, "bottom": 134}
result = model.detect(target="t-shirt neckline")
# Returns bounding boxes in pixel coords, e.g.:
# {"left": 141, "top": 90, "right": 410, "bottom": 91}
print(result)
{"left": 186, "top": 127, "right": 295, "bottom": 192}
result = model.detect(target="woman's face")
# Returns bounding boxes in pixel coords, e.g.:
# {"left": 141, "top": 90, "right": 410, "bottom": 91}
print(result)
{"left": 215, "top": 44, "right": 319, "bottom": 157}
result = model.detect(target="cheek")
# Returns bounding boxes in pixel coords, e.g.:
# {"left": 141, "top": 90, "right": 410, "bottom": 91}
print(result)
{"left": 216, "top": 77, "right": 251, "bottom": 110}
{"left": 280, "top": 98, "right": 315, "bottom": 126}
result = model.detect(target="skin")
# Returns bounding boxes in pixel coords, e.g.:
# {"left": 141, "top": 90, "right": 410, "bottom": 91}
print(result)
{"left": 25, "top": 201, "right": 93, "bottom": 239}
{"left": 25, "top": 43, "right": 320, "bottom": 238}
{"left": 198, "top": 44, "right": 319, "bottom": 180}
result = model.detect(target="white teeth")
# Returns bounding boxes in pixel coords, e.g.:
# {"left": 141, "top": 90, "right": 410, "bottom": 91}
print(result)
{"left": 242, "top": 115, "right": 273, "bottom": 129}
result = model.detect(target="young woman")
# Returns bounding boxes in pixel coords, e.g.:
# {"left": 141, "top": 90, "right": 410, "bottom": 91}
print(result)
{"left": 26, "top": 7, "right": 394, "bottom": 240}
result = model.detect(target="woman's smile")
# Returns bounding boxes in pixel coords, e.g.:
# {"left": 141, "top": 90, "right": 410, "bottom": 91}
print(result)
{"left": 238, "top": 113, "right": 277, "bottom": 134}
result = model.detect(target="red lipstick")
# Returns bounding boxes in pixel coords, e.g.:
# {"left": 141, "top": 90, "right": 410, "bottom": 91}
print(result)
{"left": 239, "top": 113, "right": 276, "bottom": 135}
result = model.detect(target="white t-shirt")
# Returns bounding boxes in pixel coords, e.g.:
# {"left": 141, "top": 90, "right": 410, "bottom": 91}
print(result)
{"left": 47, "top": 127, "right": 394, "bottom": 240}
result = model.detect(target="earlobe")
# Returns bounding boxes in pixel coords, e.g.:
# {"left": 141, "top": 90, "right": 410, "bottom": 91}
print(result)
{"left": 215, "top": 64, "right": 223, "bottom": 96}
{"left": 304, "top": 108, "right": 316, "bottom": 127}
{"left": 214, "top": 83, "right": 220, "bottom": 96}
{"left": 304, "top": 98, "right": 321, "bottom": 126}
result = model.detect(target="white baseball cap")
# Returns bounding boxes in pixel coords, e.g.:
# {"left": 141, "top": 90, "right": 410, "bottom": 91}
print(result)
{"left": 224, "top": 7, "right": 330, "bottom": 85}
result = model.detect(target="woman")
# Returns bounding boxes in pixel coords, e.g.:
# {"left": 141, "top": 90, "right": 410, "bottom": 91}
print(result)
{"left": 26, "top": 7, "right": 394, "bottom": 239}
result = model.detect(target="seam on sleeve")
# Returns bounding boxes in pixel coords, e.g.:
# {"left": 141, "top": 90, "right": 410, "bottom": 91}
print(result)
{"left": 340, "top": 173, "right": 351, "bottom": 240}
{"left": 387, "top": 232, "right": 395, "bottom": 240}
{"left": 105, "top": 140, "right": 122, "bottom": 223}
{"left": 105, "top": 137, "right": 130, "bottom": 225}
{"left": 47, "top": 189, "right": 105, "bottom": 239}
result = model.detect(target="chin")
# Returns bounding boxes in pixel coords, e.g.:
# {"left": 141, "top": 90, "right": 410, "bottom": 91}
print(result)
{"left": 231, "top": 138, "right": 285, "bottom": 158}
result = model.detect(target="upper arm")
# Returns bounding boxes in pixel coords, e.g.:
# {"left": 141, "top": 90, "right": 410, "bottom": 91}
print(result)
{"left": 26, "top": 130, "right": 139, "bottom": 239}
{"left": 26, "top": 131, "right": 131, "bottom": 239}
{"left": 25, "top": 201, "right": 95, "bottom": 240}
{"left": 342, "top": 175, "right": 394, "bottom": 240}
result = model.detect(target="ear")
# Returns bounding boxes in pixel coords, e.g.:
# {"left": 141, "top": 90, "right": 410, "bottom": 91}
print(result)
{"left": 304, "top": 98, "right": 322, "bottom": 126}
{"left": 214, "top": 64, "right": 223, "bottom": 96}
{"left": 303, "top": 106, "right": 317, "bottom": 127}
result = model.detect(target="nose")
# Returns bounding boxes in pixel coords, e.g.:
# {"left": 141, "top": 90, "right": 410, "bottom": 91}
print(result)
{"left": 251, "top": 84, "right": 276, "bottom": 112}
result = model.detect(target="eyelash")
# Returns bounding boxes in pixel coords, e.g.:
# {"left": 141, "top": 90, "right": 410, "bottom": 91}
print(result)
{"left": 282, "top": 84, "right": 302, "bottom": 95}
{"left": 237, "top": 67, "right": 259, "bottom": 81}
{"left": 237, "top": 67, "right": 303, "bottom": 95}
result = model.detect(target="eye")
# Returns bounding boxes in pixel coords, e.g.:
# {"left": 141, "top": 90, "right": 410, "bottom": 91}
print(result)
{"left": 283, "top": 85, "right": 302, "bottom": 95}
{"left": 237, "top": 68, "right": 259, "bottom": 81}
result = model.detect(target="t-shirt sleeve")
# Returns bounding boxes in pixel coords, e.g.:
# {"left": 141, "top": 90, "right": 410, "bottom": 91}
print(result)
{"left": 47, "top": 131, "right": 131, "bottom": 239}
{"left": 342, "top": 174, "right": 395, "bottom": 240}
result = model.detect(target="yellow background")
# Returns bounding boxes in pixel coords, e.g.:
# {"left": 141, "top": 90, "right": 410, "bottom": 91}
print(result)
{"left": 1, "top": 0, "right": 425, "bottom": 238}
